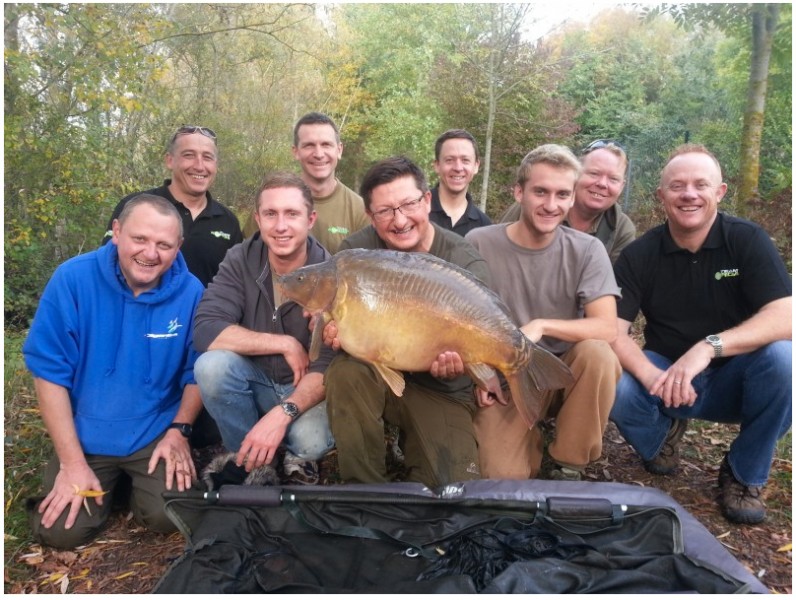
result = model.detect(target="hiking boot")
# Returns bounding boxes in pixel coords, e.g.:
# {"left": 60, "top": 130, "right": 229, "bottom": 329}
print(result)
{"left": 549, "top": 465, "right": 582, "bottom": 481}
{"left": 643, "top": 418, "right": 688, "bottom": 475}
{"left": 718, "top": 455, "right": 765, "bottom": 524}
{"left": 282, "top": 453, "right": 320, "bottom": 485}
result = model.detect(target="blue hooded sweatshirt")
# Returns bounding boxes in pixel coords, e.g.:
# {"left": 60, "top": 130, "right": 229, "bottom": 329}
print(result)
{"left": 23, "top": 242, "right": 205, "bottom": 456}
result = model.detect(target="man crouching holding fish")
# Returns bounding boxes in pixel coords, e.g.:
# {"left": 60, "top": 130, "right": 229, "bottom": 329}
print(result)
{"left": 466, "top": 145, "right": 622, "bottom": 481}
{"left": 193, "top": 173, "right": 336, "bottom": 486}
{"left": 322, "top": 156, "right": 491, "bottom": 488}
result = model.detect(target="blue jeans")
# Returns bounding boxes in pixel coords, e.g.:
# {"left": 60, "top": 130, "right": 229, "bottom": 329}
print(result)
{"left": 610, "top": 342, "right": 791, "bottom": 486}
{"left": 194, "top": 350, "right": 334, "bottom": 460}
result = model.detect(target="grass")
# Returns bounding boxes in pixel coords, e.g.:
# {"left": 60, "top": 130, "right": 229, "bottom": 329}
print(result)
{"left": 4, "top": 331, "right": 50, "bottom": 588}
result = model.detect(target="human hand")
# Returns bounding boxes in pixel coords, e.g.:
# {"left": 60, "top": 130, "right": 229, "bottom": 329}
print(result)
{"left": 149, "top": 430, "right": 196, "bottom": 492}
{"left": 475, "top": 374, "right": 508, "bottom": 408}
{"left": 430, "top": 351, "right": 466, "bottom": 379}
{"left": 322, "top": 320, "right": 341, "bottom": 351}
{"left": 235, "top": 408, "right": 290, "bottom": 471}
{"left": 282, "top": 336, "right": 310, "bottom": 386}
{"left": 519, "top": 320, "right": 544, "bottom": 343}
{"left": 38, "top": 462, "right": 104, "bottom": 529}
{"left": 649, "top": 343, "right": 710, "bottom": 408}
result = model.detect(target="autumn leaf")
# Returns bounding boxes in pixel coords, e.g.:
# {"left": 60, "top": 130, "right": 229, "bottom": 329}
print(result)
{"left": 776, "top": 543, "right": 791, "bottom": 552}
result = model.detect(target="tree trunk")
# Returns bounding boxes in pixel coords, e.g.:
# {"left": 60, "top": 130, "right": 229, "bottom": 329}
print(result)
{"left": 479, "top": 57, "right": 497, "bottom": 213}
{"left": 736, "top": 4, "right": 779, "bottom": 216}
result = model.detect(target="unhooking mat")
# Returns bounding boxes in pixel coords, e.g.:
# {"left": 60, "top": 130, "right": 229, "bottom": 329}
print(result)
{"left": 154, "top": 479, "right": 766, "bottom": 594}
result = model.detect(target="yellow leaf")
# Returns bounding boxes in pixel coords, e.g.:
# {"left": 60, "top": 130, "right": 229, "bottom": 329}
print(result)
{"left": 42, "top": 572, "right": 66, "bottom": 584}
{"left": 114, "top": 571, "right": 135, "bottom": 580}
{"left": 77, "top": 490, "right": 110, "bottom": 498}
{"left": 776, "top": 543, "right": 791, "bottom": 552}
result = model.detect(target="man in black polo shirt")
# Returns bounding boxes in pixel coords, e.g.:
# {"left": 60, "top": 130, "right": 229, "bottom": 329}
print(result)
{"left": 103, "top": 125, "right": 243, "bottom": 447}
{"left": 428, "top": 129, "right": 491, "bottom": 236}
{"left": 103, "top": 125, "right": 243, "bottom": 288}
{"left": 610, "top": 144, "right": 791, "bottom": 525}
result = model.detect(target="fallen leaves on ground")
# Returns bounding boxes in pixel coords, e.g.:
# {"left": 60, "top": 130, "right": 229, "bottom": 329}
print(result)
{"left": 7, "top": 422, "right": 791, "bottom": 594}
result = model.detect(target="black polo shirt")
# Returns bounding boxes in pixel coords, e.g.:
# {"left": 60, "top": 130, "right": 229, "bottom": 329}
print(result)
{"left": 429, "top": 186, "right": 492, "bottom": 237}
{"left": 614, "top": 213, "right": 791, "bottom": 364}
{"left": 102, "top": 180, "right": 243, "bottom": 287}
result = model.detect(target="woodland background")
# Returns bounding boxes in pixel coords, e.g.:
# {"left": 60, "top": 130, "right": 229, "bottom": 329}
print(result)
{"left": 4, "top": 2, "right": 792, "bottom": 329}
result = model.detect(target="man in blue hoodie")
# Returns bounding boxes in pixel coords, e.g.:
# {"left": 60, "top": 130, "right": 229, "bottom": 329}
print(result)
{"left": 24, "top": 194, "right": 205, "bottom": 549}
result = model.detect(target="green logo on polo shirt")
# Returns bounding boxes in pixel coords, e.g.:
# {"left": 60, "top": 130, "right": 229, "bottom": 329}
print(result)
{"left": 714, "top": 269, "right": 739, "bottom": 280}
{"left": 328, "top": 226, "right": 349, "bottom": 235}
{"left": 211, "top": 230, "right": 231, "bottom": 240}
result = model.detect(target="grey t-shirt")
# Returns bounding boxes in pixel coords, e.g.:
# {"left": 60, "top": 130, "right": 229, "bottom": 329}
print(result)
{"left": 466, "top": 223, "right": 620, "bottom": 355}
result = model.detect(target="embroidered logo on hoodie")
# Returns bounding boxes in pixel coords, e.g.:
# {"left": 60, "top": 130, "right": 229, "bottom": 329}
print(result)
{"left": 146, "top": 318, "right": 183, "bottom": 339}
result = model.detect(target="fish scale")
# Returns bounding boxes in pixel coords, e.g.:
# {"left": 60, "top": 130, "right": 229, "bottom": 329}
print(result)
{"left": 277, "top": 248, "right": 574, "bottom": 428}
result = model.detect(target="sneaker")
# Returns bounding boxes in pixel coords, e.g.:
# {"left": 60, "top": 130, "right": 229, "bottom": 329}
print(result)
{"left": 282, "top": 453, "right": 320, "bottom": 485}
{"left": 643, "top": 418, "right": 688, "bottom": 475}
{"left": 717, "top": 455, "right": 765, "bottom": 524}
{"left": 549, "top": 465, "right": 582, "bottom": 481}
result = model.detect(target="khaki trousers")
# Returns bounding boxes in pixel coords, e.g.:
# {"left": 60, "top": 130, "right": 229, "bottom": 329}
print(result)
{"left": 30, "top": 435, "right": 176, "bottom": 549}
{"left": 474, "top": 339, "right": 621, "bottom": 478}
{"left": 325, "top": 354, "right": 479, "bottom": 488}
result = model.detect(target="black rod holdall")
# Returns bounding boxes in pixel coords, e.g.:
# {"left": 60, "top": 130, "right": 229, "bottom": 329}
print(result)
{"left": 154, "top": 480, "right": 765, "bottom": 594}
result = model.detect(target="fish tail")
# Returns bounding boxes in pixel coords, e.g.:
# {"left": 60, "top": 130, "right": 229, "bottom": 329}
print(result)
{"left": 505, "top": 341, "right": 575, "bottom": 429}
{"left": 528, "top": 345, "right": 574, "bottom": 391}
{"left": 505, "top": 370, "right": 548, "bottom": 429}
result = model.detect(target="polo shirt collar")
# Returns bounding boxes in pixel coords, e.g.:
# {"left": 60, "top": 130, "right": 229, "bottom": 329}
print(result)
{"left": 662, "top": 212, "right": 725, "bottom": 254}
{"left": 162, "top": 179, "right": 221, "bottom": 216}
{"left": 430, "top": 185, "right": 477, "bottom": 220}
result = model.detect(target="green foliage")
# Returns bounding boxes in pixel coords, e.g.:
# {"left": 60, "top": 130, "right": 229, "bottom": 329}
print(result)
{"left": 3, "top": 3, "right": 792, "bottom": 326}
{"left": 4, "top": 333, "right": 49, "bottom": 581}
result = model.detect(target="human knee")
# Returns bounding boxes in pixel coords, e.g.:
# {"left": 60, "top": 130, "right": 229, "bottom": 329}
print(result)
{"left": 194, "top": 350, "right": 241, "bottom": 399}
{"left": 759, "top": 340, "right": 792, "bottom": 380}
{"left": 287, "top": 403, "right": 335, "bottom": 460}
{"left": 570, "top": 339, "right": 620, "bottom": 371}
{"left": 32, "top": 514, "right": 104, "bottom": 550}
{"left": 610, "top": 372, "right": 649, "bottom": 423}
{"left": 325, "top": 356, "right": 378, "bottom": 403}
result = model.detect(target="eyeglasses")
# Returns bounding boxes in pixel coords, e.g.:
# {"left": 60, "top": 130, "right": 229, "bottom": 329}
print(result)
{"left": 370, "top": 194, "right": 426, "bottom": 223}
{"left": 170, "top": 125, "right": 217, "bottom": 145}
{"left": 581, "top": 139, "right": 626, "bottom": 155}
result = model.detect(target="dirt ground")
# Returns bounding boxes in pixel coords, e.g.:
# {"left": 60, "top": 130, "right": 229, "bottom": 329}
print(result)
{"left": 7, "top": 420, "right": 791, "bottom": 594}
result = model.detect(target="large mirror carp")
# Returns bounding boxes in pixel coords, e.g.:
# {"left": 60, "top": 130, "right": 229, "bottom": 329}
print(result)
{"left": 277, "top": 249, "right": 573, "bottom": 428}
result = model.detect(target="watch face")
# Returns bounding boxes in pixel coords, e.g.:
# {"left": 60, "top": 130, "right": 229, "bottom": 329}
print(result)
{"left": 170, "top": 423, "right": 192, "bottom": 437}
{"left": 281, "top": 402, "right": 299, "bottom": 419}
{"left": 706, "top": 335, "right": 721, "bottom": 344}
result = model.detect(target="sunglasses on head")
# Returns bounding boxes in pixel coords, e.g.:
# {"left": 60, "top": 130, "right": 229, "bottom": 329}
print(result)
{"left": 581, "top": 139, "right": 626, "bottom": 155}
{"left": 170, "top": 125, "right": 217, "bottom": 145}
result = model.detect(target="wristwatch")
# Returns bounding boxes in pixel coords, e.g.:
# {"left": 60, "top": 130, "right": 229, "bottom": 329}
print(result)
{"left": 168, "top": 422, "right": 193, "bottom": 438}
{"left": 280, "top": 402, "right": 300, "bottom": 421}
{"left": 704, "top": 334, "right": 723, "bottom": 358}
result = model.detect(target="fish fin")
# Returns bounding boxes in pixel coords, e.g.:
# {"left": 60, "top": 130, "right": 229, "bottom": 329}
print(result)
{"left": 309, "top": 312, "right": 329, "bottom": 362}
{"left": 505, "top": 370, "right": 548, "bottom": 429}
{"left": 528, "top": 346, "right": 574, "bottom": 391}
{"left": 466, "top": 363, "right": 497, "bottom": 390}
{"left": 502, "top": 347, "right": 574, "bottom": 429}
{"left": 373, "top": 363, "right": 406, "bottom": 397}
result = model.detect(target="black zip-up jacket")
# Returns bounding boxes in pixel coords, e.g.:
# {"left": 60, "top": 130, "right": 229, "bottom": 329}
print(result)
{"left": 193, "top": 233, "right": 335, "bottom": 384}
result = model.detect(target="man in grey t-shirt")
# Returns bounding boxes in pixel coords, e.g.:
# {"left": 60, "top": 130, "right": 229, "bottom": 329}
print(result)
{"left": 466, "top": 144, "right": 621, "bottom": 481}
